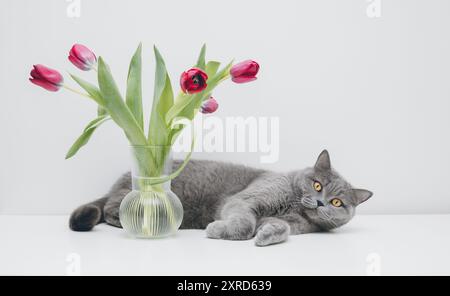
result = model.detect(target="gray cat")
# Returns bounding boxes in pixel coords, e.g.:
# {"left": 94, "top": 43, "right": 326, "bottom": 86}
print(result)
{"left": 69, "top": 150, "right": 372, "bottom": 246}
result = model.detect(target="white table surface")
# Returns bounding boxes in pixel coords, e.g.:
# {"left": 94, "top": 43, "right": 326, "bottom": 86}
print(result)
{"left": 0, "top": 214, "right": 449, "bottom": 276}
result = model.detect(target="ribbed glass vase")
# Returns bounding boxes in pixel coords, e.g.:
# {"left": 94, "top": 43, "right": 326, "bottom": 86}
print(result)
{"left": 119, "top": 145, "right": 183, "bottom": 238}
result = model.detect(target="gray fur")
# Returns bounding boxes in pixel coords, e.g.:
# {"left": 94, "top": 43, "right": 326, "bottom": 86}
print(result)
{"left": 69, "top": 150, "right": 372, "bottom": 246}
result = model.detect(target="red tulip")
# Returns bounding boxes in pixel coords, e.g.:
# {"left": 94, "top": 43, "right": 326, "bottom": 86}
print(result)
{"left": 180, "top": 68, "right": 208, "bottom": 94}
{"left": 69, "top": 44, "right": 97, "bottom": 71}
{"left": 29, "top": 64, "right": 63, "bottom": 92}
{"left": 230, "top": 60, "right": 259, "bottom": 83}
{"left": 200, "top": 97, "right": 219, "bottom": 114}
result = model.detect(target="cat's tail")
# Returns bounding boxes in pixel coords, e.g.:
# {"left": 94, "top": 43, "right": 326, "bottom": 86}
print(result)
{"left": 69, "top": 197, "right": 108, "bottom": 231}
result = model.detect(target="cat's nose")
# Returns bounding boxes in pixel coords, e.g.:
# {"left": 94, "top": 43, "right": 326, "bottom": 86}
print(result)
{"left": 317, "top": 200, "right": 324, "bottom": 207}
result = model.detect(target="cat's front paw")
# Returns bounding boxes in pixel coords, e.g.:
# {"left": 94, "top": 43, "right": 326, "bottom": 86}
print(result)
{"left": 205, "top": 221, "right": 227, "bottom": 239}
{"left": 205, "top": 219, "right": 255, "bottom": 240}
{"left": 254, "top": 223, "right": 289, "bottom": 247}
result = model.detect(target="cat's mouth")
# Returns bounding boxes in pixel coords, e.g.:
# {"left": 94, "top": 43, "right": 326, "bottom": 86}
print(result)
{"left": 316, "top": 207, "right": 338, "bottom": 228}
{"left": 300, "top": 197, "right": 339, "bottom": 228}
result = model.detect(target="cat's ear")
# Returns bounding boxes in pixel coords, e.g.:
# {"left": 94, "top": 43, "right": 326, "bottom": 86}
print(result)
{"left": 352, "top": 189, "right": 373, "bottom": 205}
{"left": 314, "top": 149, "right": 331, "bottom": 171}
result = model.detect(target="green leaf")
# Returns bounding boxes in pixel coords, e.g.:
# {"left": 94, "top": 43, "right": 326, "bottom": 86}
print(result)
{"left": 148, "top": 46, "right": 173, "bottom": 145}
{"left": 195, "top": 44, "right": 206, "bottom": 70}
{"left": 165, "top": 92, "right": 191, "bottom": 124}
{"left": 65, "top": 115, "right": 110, "bottom": 159}
{"left": 97, "top": 57, "right": 147, "bottom": 145}
{"left": 126, "top": 43, "right": 144, "bottom": 128}
{"left": 205, "top": 61, "right": 220, "bottom": 78}
{"left": 70, "top": 74, "right": 108, "bottom": 116}
{"left": 97, "top": 106, "right": 107, "bottom": 116}
{"left": 211, "top": 59, "right": 234, "bottom": 85}
{"left": 70, "top": 74, "right": 105, "bottom": 106}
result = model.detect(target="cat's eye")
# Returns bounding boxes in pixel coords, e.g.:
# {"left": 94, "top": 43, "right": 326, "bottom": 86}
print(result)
{"left": 331, "top": 198, "right": 343, "bottom": 207}
{"left": 313, "top": 181, "right": 322, "bottom": 192}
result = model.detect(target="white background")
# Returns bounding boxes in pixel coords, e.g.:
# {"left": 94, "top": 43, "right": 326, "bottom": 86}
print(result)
{"left": 1, "top": 0, "right": 449, "bottom": 215}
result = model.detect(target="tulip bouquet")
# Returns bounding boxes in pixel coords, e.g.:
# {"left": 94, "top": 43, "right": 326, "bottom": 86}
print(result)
{"left": 30, "top": 43, "right": 259, "bottom": 237}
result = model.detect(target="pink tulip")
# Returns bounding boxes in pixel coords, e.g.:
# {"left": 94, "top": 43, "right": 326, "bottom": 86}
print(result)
{"left": 200, "top": 97, "right": 219, "bottom": 114}
{"left": 29, "top": 64, "right": 63, "bottom": 92}
{"left": 230, "top": 60, "right": 260, "bottom": 83}
{"left": 69, "top": 44, "right": 97, "bottom": 71}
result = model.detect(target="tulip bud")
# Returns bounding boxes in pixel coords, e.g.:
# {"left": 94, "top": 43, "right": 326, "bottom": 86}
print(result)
{"left": 180, "top": 68, "right": 208, "bottom": 94}
{"left": 200, "top": 97, "right": 219, "bottom": 114}
{"left": 69, "top": 44, "right": 97, "bottom": 71}
{"left": 230, "top": 60, "right": 260, "bottom": 83}
{"left": 29, "top": 64, "right": 63, "bottom": 92}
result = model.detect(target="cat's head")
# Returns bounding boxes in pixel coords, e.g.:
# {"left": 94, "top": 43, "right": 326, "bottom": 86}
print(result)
{"left": 293, "top": 150, "right": 372, "bottom": 230}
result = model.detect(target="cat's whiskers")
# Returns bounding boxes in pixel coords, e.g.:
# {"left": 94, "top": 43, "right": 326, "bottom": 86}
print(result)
{"left": 327, "top": 219, "right": 338, "bottom": 228}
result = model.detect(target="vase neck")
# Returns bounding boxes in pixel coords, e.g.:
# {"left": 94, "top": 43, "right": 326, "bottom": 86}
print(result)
{"left": 129, "top": 145, "right": 173, "bottom": 191}
{"left": 131, "top": 176, "right": 171, "bottom": 192}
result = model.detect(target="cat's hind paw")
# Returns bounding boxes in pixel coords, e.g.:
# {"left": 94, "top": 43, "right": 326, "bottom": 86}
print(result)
{"left": 69, "top": 204, "right": 102, "bottom": 232}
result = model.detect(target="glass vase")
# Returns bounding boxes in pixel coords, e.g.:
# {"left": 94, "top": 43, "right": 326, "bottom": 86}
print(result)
{"left": 119, "top": 145, "right": 183, "bottom": 238}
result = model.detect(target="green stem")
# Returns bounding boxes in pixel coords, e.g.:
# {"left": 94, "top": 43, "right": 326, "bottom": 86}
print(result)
{"left": 63, "top": 85, "right": 96, "bottom": 101}
{"left": 137, "top": 172, "right": 176, "bottom": 236}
